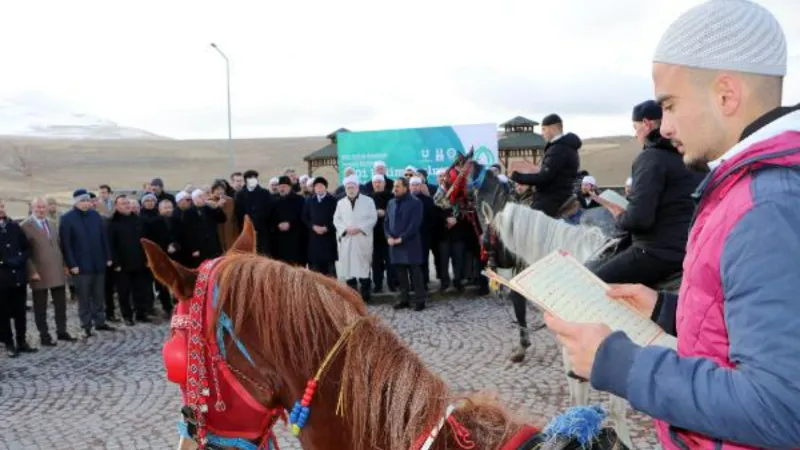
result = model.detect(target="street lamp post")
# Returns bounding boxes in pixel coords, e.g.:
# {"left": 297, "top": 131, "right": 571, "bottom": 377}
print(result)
{"left": 210, "top": 42, "right": 236, "bottom": 172}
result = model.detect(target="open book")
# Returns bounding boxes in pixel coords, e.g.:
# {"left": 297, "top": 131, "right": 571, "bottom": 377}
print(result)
{"left": 484, "top": 250, "right": 676, "bottom": 349}
{"left": 599, "top": 189, "right": 629, "bottom": 210}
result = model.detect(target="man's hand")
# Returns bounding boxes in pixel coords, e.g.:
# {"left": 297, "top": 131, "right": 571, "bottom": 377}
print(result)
{"left": 346, "top": 227, "right": 361, "bottom": 236}
{"left": 607, "top": 283, "right": 658, "bottom": 318}
{"left": 114, "top": 266, "right": 122, "bottom": 272}
{"left": 278, "top": 222, "right": 290, "bottom": 231}
{"left": 446, "top": 217, "right": 457, "bottom": 228}
{"left": 30, "top": 273, "right": 41, "bottom": 281}
{"left": 395, "top": 237, "right": 402, "bottom": 245}
{"left": 217, "top": 197, "right": 226, "bottom": 207}
{"left": 192, "top": 251, "right": 200, "bottom": 258}
{"left": 591, "top": 193, "right": 625, "bottom": 218}
{"left": 387, "top": 237, "right": 397, "bottom": 246}
{"left": 70, "top": 267, "right": 79, "bottom": 275}
{"left": 107, "top": 260, "right": 113, "bottom": 267}
{"left": 167, "top": 244, "right": 176, "bottom": 254}
{"left": 377, "top": 209, "right": 385, "bottom": 218}
{"left": 544, "top": 313, "right": 612, "bottom": 379}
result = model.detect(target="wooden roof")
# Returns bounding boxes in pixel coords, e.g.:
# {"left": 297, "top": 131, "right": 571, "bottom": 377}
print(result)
{"left": 498, "top": 131, "right": 546, "bottom": 151}
{"left": 303, "top": 143, "right": 338, "bottom": 161}
{"left": 325, "top": 128, "right": 350, "bottom": 141}
{"left": 500, "top": 116, "right": 539, "bottom": 128}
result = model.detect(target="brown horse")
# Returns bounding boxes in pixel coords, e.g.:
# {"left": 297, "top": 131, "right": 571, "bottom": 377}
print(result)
{"left": 143, "top": 217, "right": 623, "bottom": 450}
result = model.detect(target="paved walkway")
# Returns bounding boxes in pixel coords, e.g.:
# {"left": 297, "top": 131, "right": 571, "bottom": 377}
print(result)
{"left": 0, "top": 294, "right": 660, "bottom": 449}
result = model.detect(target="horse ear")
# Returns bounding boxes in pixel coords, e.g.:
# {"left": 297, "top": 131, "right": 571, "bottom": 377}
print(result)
{"left": 141, "top": 238, "right": 196, "bottom": 300}
{"left": 229, "top": 215, "right": 257, "bottom": 254}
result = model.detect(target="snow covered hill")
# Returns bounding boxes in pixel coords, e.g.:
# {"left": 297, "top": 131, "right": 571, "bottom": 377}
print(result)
{"left": 0, "top": 93, "right": 169, "bottom": 140}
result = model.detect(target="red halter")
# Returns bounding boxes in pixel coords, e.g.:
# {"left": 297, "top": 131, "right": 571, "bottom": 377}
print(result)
{"left": 163, "top": 258, "right": 285, "bottom": 449}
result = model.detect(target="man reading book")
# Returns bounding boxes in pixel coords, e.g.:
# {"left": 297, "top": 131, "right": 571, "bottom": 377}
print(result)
{"left": 546, "top": 1, "right": 800, "bottom": 449}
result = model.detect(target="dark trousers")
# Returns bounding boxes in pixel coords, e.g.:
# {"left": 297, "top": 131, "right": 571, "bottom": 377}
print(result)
{"left": 155, "top": 280, "right": 173, "bottom": 315}
{"left": 309, "top": 260, "right": 335, "bottom": 278}
{"left": 0, "top": 285, "right": 28, "bottom": 346}
{"left": 346, "top": 278, "right": 372, "bottom": 302}
{"left": 104, "top": 266, "right": 117, "bottom": 319}
{"left": 532, "top": 195, "right": 566, "bottom": 219}
{"left": 395, "top": 264, "right": 427, "bottom": 305}
{"left": 431, "top": 241, "right": 442, "bottom": 280}
{"left": 589, "top": 246, "right": 682, "bottom": 288}
{"left": 74, "top": 273, "right": 106, "bottom": 329}
{"left": 116, "top": 270, "right": 152, "bottom": 320}
{"left": 509, "top": 290, "right": 527, "bottom": 329}
{"left": 421, "top": 240, "right": 431, "bottom": 286}
{"left": 32, "top": 286, "right": 67, "bottom": 337}
{"left": 371, "top": 242, "right": 396, "bottom": 290}
{"left": 438, "top": 239, "right": 466, "bottom": 288}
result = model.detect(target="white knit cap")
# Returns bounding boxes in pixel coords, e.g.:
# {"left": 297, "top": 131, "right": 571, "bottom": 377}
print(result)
{"left": 498, "top": 174, "right": 509, "bottom": 183}
{"left": 306, "top": 178, "right": 315, "bottom": 188}
{"left": 268, "top": 177, "right": 279, "bottom": 185}
{"left": 405, "top": 165, "right": 416, "bottom": 172}
{"left": 191, "top": 189, "right": 205, "bottom": 200}
{"left": 372, "top": 174, "right": 385, "bottom": 182}
{"left": 175, "top": 191, "right": 190, "bottom": 203}
{"left": 343, "top": 175, "right": 360, "bottom": 186}
{"left": 299, "top": 174, "right": 309, "bottom": 183}
{"left": 409, "top": 176, "right": 423, "bottom": 186}
{"left": 582, "top": 175, "right": 597, "bottom": 185}
{"left": 653, "top": 0, "right": 787, "bottom": 77}
{"left": 626, "top": 177, "right": 633, "bottom": 187}
{"left": 373, "top": 161, "right": 386, "bottom": 169}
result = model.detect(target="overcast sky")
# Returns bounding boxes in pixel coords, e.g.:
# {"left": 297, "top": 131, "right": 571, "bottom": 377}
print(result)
{"left": 2, "top": 0, "right": 798, "bottom": 140}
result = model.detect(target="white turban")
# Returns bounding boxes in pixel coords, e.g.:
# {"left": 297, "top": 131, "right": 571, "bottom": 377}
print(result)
{"left": 175, "top": 191, "right": 189, "bottom": 203}
{"left": 373, "top": 161, "right": 386, "bottom": 169}
{"left": 268, "top": 177, "right": 279, "bottom": 185}
{"left": 405, "top": 165, "right": 416, "bottom": 172}
{"left": 306, "top": 178, "right": 315, "bottom": 188}
{"left": 436, "top": 168, "right": 447, "bottom": 175}
{"left": 299, "top": 174, "right": 309, "bottom": 183}
{"left": 498, "top": 174, "right": 509, "bottom": 183}
{"left": 409, "top": 176, "right": 423, "bottom": 186}
{"left": 625, "top": 177, "right": 633, "bottom": 187}
{"left": 191, "top": 189, "right": 205, "bottom": 200}
{"left": 372, "top": 174, "right": 385, "bottom": 183}
{"left": 343, "top": 175, "right": 360, "bottom": 186}
{"left": 582, "top": 175, "right": 597, "bottom": 185}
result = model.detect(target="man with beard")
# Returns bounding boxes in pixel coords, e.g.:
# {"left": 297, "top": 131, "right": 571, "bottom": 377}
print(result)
{"left": 271, "top": 176, "right": 307, "bottom": 266}
{"left": 303, "top": 177, "right": 338, "bottom": 276}
{"left": 283, "top": 168, "right": 302, "bottom": 193}
{"left": 578, "top": 176, "right": 602, "bottom": 209}
{"left": 590, "top": 100, "right": 704, "bottom": 286}
{"left": 361, "top": 160, "right": 394, "bottom": 195}
{"left": 144, "top": 199, "right": 179, "bottom": 317}
{"left": 170, "top": 191, "right": 193, "bottom": 267}
{"left": 334, "top": 175, "right": 378, "bottom": 302}
{"left": 409, "top": 176, "right": 438, "bottom": 291}
{"left": 234, "top": 170, "right": 274, "bottom": 256}
{"left": 108, "top": 196, "right": 153, "bottom": 325}
{"left": 150, "top": 178, "right": 176, "bottom": 207}
{"left": 182, "top": 190, "right": 226, "bottom": 268}
{"left": 0, "top": 198, "right": 37, "bottom": 357}
{"left": 368, "top": 174, "right": 396, "bottom": 293}
{"left": 510, "top": 114, "right": 581, "bottom": 217}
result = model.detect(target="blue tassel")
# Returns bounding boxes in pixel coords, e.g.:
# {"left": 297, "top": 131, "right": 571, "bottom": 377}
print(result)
{"left": 543, "top": 405, "right": 608, "bottom": 448}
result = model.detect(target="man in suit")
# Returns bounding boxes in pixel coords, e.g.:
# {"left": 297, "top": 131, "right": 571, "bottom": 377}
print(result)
{"left": 0, "top": 198, "right": 38, "bottom": 357}
{"left": 60, "top": 189, "right": 116, "bottom": 337}
{"left": 22, "top": 198, "right": 76, "bottom": 346}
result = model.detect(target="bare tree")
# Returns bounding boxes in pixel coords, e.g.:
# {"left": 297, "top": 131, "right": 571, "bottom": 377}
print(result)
{"left": 1, "top": 143, "right": 49, "bottom": 199}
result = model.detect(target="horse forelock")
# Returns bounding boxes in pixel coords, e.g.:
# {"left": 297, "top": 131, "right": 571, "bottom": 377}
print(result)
{"left": 208, "top": 254, "right": 524, "bottom": 450}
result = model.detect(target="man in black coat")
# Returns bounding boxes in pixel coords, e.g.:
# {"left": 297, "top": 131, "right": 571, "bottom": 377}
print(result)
{"left": 361, "top": 161, "right": 395, "bottom": 195}
{"left": 144, "top": 198, "right": 180, "bottom": 316}
{"left": 272, "top": 176, "right": 307, "bottom": 267}
{"left": 510, "top": 114, "right": 581, "bottom": 217}
{"left": 181, "top": 190, "right": 227, "bottom": 268}
{"left": 108, "top": 196, "right": 153, "bottom": 325}
{"left": 0, "top": 198, "right": 37, "bottom": 357}
{"left": 234, "top": 170, "right": 274, "bottom": 256}
{"left": 368, "top": 174, "right": 396, "bottom": 292}
{"left": 590, "top": 100, "right": 705, "bottom": 286}
{"left": 303, "top": 177, "right": 338, "bottom": 276}
{"left": 410, "top": 176, "right": 439, "bottom": 290}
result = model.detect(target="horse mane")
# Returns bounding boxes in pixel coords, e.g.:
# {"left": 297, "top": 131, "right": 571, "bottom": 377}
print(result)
{"left": 494, "top": 202, "right": 612, "bottom": 264}
{"left": 212, "top": 254, "right": 521, "bottom": 450}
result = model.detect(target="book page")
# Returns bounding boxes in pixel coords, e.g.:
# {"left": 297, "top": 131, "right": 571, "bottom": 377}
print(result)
{"left": 502, "top": 251, "right": 674, "bottom": 349}
{"left": 599, "top": 189, "right": 629, "bottom": 210}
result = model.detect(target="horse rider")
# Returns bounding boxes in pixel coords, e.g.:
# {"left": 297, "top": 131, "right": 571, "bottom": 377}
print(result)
{"left": 548, "top": 0, "right": 800, "bottom": 447}
{"left": 510, "top": 114, "right": 580, "bottom": 218}
{"left": 589, "top": 100, "right": 704, "bottom": 287}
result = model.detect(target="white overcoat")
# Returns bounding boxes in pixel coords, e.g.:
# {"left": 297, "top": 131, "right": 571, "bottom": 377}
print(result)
{"left": 333, "top": 194, "right": 378, "bottom": 279}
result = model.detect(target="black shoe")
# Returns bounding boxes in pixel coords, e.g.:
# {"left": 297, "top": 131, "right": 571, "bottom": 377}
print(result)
{"left": 57, "top": 332, "right": 77, "bottom": 342}
{"left": 40, "top": 335, "right": 57, "bottom": 347}
{"left": 438, "top": 283, "right": 450, "bottom": 293}
{"left": 95, "top": 324, "right": 117, "bottom": 332}
{"left": 414, "top": 303, "right": 426, "bottom": 312}
{"left": 125, "top": 319, "right": 135, "bottom": 327}
{"left": 454, "top": 282, "right": 465, "bottom": 294}
{"left": 16, "top": 342, "right": 38, "bottom": 353}
{"left": 84, "top": 328, "right": 94, "bottom": 338}
{"left": 6, "top": 344, "right": 19, "bottom": 358}
{"left": 136, "top": 316, "right": 152, "bottom": 323}
{"left": 106, "top": 315, "right": 121, "bottom": 323}
{"left": 392, "top": 301, "right": 410, "bottom": 310}
{"left": 372, "top": 285, "right": 384, "bottom": 294}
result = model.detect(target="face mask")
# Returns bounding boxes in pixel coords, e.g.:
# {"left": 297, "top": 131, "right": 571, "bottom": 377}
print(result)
{"left": 246, "top": 178, "right": 258, "bottom": 189}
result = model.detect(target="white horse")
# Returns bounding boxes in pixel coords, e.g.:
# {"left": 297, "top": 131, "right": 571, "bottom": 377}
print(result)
{"left": 492, "top": 201, "right": 632, "bottom": 448}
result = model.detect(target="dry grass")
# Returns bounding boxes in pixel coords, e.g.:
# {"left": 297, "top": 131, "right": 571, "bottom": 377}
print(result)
{"left": 0, "top": 134, "right": 639, "bottom": 217}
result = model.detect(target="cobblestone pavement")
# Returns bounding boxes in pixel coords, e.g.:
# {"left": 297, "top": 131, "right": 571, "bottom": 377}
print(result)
{"left": 0, "top": 293, "right": 661, "bottom": 450}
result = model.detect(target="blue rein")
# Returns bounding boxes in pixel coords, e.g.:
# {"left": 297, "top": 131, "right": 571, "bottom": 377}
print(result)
{"left": 212, "top": 284, "right": 255, "bottom": 365}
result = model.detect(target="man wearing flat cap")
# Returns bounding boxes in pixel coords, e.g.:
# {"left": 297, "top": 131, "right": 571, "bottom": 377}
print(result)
{"left": 510, "top": 113, "right": 581, "bottom": 217}
{"left": 271, "top": 176, "right": 307, "bottom": 267}
{"left": 590, "top": 100, "right": 703, "bottom": 286}
{"left": 546, "top": 1, "right": 800, "bottom": 448}
{"left": 302, "top": 177, "right": 338, "bottom": 276}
